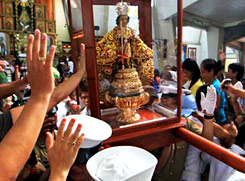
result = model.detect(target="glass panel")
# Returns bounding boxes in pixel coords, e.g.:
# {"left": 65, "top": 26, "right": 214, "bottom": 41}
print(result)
{"left": 225, "top": 47, "right": 239, "bottom": 71}
{"left": 0, "top": 33, "right": 8, "bottom": 56}
{"left": 182, "top": 0, "right": 245, "bottom": 125}
{"left": 93, "top": 1, "right": 179, "bottom": 129}
{"left": 63, "top": 0, "right": 83, "bottom": 31}
{"left": 152, "top": 0, "right": 179, "bottom": 119}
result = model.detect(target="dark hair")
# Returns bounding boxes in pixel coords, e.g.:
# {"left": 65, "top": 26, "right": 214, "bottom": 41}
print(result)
{"left": 143, "top": 86, "right": 158, "bottom": 105}
{"left": 228, "top": 63, "right": 244, "bottom": 81}
{"left": 80, "top": 80, "right": 88, "bottom": 92}
{"left": 162, "top": 93, "right": 177, "bottom": 102}
{"left": 216, "top": 60, "right": 224, "bottom": 71}
{"left": 171, "top": 66, "right": 177, "bottom": 71}
{"left": 195, "top": 85, "right": 208, "bottom": 110}
{"left": 201, "top": 58, "right": 218, "bottom": 76}
{"left": 154, "top": 69, "right": 160, "bottom": 78}
{"left": 183, "top": 58, "right": 201, "bottom": 89}
{"left": 116, "top": 15, "right": 130, "bottom": 26}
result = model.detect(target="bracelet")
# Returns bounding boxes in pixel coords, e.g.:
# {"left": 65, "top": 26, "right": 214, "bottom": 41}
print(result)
{"left": 204, "top": 114, "right": 214, "bottom": 119}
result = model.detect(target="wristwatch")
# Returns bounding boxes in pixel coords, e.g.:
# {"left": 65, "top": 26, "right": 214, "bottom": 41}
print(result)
{"left": 204, "top": 114, "right": 214, "bottom": 119}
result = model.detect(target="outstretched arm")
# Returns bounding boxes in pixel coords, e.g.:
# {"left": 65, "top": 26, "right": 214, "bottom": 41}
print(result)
{"left": 42, "top": 43, "right": 86, "bottom": 111}
{"left": 193, "top": 112, "right": 236, "bottom": 148}
{"left": 0, "top": 77, "right": 27, "bottom": 100}
{"left": 221, "top": 80, "right": 245, "bottom": 99}
{"left": 10, "top": 43, "right": 87, "bottom": 123}
{"left": 0, "top": 30, "right": 55, "bottom": 179}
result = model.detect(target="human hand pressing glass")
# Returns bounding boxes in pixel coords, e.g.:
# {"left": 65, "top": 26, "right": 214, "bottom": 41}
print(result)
{"left": 46, "top": 118, "right": 85, "bottom": 181}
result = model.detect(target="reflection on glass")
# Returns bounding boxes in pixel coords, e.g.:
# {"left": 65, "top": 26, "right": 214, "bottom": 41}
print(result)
{"left": 181, "top": 0, "right": 245, "bottom": 128}
{"left": 93, "top": 2, "right": 178, "bottom": 128}
{"left": 0, "top": 33, "right": 8, "bottom": 56}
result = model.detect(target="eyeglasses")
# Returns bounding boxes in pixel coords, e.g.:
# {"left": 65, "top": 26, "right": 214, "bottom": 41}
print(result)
{"left": 81, "top": 95, "right": 89, "bottom": 99}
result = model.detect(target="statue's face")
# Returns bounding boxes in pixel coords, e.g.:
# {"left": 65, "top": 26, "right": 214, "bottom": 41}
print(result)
{"left": 119, "top": 15, "right": 128, "bottom": 28}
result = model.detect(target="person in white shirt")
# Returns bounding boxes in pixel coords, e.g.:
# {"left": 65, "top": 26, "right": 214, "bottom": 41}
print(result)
{"left": 226, "top": 63, "right": 244, "bottom": 110}
{"left": 67, "top": 58, "right": 74, "bottom": 74}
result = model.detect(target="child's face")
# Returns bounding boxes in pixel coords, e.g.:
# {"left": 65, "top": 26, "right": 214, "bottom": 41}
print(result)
{"left": 226, "top": 68, "right": 236, "bottom": 79}
{"left": 183, "top": 69, "right": 192, "bottom": 80}
{"left": 119, "top": 15, "right": 128, "bottom": 28}
{"left": 161, "top": 95, "right": 177, "bottom": 110}
{"left": 81, "top": 91, "right": 90, "bottom": 108}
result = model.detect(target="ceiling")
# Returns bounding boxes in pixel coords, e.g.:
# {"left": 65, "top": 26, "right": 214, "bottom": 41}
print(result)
{"left": 183, "top": 0, "right": 245, "bottom": 27}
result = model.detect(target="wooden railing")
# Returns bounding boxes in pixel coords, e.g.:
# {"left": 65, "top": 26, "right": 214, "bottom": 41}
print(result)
{"left": 175, "top": 127, "right": 245, "bottom": 173}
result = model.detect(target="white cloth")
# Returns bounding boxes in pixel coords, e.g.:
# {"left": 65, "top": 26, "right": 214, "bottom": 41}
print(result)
{"left": 183, "top": 80, "right": 191, "bottom": 89}
{"left": 80, "top": 107, "right": 91, "bottom": 116}
{"left": 201, "top": 139, "right": 245, "bottom": 181}
{"left": 56, "top": 101, "right": 68, "bottom": 121}
{"left": 169, "top": 70, "right": 177, "bottom": 82}
{"left": 181, "top": 116, "right": 206, "bottom": 181}
{"left": 234, "top": 81, "right": 245, "bottom": 109}
{"left": 96, "top": 152, "right": 146, "bottom": 181}
{"left": 68, "top": 61, "right": 74, "bottom": 73}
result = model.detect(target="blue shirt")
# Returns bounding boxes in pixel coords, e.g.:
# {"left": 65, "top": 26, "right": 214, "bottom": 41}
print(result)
{"left": 212, "top": 79, "right": 226, "bottom": 124}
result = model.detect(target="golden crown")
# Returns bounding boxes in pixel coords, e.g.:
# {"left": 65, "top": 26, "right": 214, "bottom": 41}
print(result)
{"left": 116, "top": 1, "right": 129, "bottom": 16}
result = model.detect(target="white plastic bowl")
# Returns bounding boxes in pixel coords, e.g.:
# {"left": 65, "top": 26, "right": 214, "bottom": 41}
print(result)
{"left": 57, "top": 114, "right": 112, "bottom": 148}
{"left": 86, "top": 146, "right": 158, "bottom": 181}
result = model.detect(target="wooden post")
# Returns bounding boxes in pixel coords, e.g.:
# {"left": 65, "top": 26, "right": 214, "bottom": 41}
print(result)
{"left": 80, "top": 0, "right": 101, "bottom": 119}
{"left": 67, "top": 0, "right": 80, "bottom": 105}
{"left": 177, "top": 0, "right": 183, "bottom": 119}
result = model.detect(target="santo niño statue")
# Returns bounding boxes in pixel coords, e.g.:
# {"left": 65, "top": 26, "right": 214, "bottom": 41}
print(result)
{"left": 96, "top": 1, "right": 153, "bottom": 123}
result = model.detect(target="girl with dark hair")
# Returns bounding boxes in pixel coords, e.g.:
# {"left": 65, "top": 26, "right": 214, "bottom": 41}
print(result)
{"left": 182, "top": 58, "right": 203, "bottom": 96}
{"left": 200, "top": 58, "right": 227, "bottom": 125}
{"left": 227, "top": 63, "right": 244, "bottom": 86}
{"left": 226, "top": 63, "right": 245, "bottom": 115}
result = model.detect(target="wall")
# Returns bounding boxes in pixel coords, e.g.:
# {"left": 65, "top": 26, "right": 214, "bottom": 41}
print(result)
{"left": 93, "top": 5, "right": 109, "bottom": 36}
{"left": 183, "top": 26, "right": 222, "bottom": 65}
{"left": 207, "top": 27, "right": 219, "bottom": 60}
{"left": 199, "top": 30, "right": 208, "bottom": 64}
{"left": 55, "top": 0, "right": 70, "bottom": 42}
{"left": 182, "top": 26, "right": 208, "bottom": 65}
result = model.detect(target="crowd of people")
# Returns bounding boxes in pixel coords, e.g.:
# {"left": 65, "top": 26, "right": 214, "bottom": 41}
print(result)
{"left": 1, "top": 27, "right": 245, "bottom": 180}
{"left": 154, "top": 51, "right": 245, "bottom": 180}
{"left": 0, "top": 29, "right": 88, "bottom": 180}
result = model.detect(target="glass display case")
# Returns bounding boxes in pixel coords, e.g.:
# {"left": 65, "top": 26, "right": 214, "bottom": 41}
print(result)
{"left": 66, "top": 0, "right": 184, "bottom": 150}
{"left": 65, "top": 0, "right": 245, "bottom": 178}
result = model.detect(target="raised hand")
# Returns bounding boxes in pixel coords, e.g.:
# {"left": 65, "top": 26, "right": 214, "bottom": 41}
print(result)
{"left": 220, "top": 78, "right": 234, "bottom": 94}
{"left": 77, "top": 43, "right": 86, "bottom": 77}
{"left": 218, "top": 50, "right": 226, "bottom": 61}
{"left": 201, "top": 85, "right": 217, "bottom": 115}
{"left": 46, "top": 118, "right": 84, "bottom": 181}
{"left": 0, "top": 30, "right": 56, "bottom": 179}
{"left": 227, "top": 121, "right": 238, "bottom": 137}
{"left": 27, "top": 29, "right": 56, "bottom": 96}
